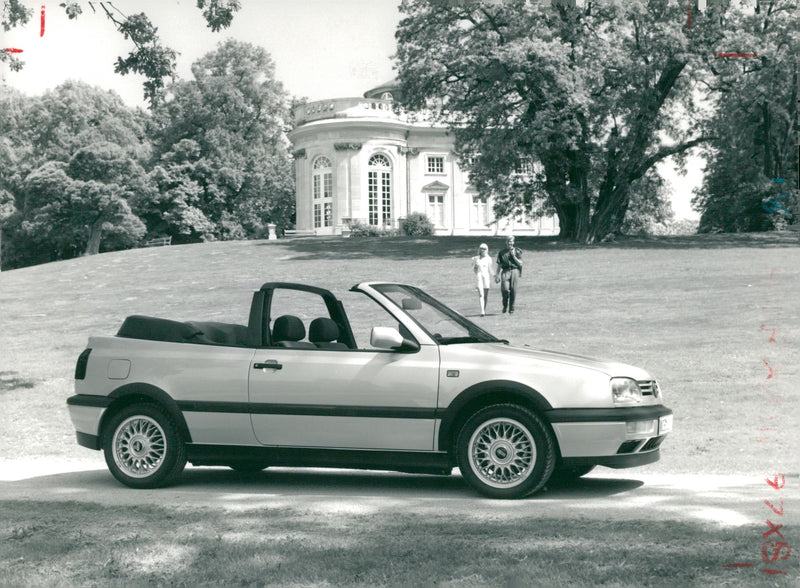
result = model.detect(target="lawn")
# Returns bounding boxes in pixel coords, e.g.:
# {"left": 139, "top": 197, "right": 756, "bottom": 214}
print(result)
{"left": 4, "top": 498, "right": 795, "bottom": 588}
{"left": 1, "top": 233, "right": 798, "bottom": 586}
{"left": 1, "top": 232, "right": 797, "bottom": 474}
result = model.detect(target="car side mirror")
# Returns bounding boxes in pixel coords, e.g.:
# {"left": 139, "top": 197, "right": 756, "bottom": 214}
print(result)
{"left": 370, "top": 326, "right": 420, "bottom": 352}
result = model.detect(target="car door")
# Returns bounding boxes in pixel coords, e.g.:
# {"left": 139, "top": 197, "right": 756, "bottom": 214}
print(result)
{"left": 247, "top": 286, "right": 440, "bottom": 451}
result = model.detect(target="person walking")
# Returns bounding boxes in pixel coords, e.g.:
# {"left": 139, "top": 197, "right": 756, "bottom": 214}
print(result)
{"left": 471, "top": 243, "right": 495, "bottom": 316}
{"left": 496, "top": 235, "right": 522, "bottom": 314}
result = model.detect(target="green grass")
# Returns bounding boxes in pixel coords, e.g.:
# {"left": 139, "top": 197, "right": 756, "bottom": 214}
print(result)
{"left": 2, "top": 499, "right": 797, "bottom": 587}
{"left": 1, "top": 233, "right": 797, "bottom": 474}
{"left": 1, "top": 233, "right": 799, "bottom": 586}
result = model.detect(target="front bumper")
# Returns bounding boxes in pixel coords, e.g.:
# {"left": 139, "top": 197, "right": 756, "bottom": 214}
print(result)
{"left": 547, "top": 405, "right": 673, "bottom": 468}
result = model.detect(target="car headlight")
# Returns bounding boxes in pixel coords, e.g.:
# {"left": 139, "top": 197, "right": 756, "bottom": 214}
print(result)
{"left": 611, "top": 377, "right": 643, "bottom": 405}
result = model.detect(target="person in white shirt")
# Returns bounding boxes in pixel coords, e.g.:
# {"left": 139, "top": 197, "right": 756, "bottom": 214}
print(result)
{"left": 471, "top": 243, "right": 495, "bottom": 316}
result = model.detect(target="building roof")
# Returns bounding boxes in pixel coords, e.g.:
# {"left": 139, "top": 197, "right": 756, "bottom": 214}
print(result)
{"left": 363, "top": 78, "right": 401, "bottom": 101}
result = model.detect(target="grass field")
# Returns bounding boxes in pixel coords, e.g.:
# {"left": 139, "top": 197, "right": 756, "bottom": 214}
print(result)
{"left": 1, "top": 232, "right": 797, "bottom": 473}
{"left": 2, "top": 499, "right": 787, "bottom": 588}
{"left": 1, "top": 232, "right": 798, "bottom": 586}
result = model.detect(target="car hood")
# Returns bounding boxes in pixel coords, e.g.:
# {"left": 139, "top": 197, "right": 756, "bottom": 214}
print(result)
{"left": 484, "top": 342, "right": 653, "bottom": 380}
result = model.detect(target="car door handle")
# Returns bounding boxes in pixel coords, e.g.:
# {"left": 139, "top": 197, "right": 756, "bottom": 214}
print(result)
{"left": 254, "top": 360, "right": 282, "bottom": 370}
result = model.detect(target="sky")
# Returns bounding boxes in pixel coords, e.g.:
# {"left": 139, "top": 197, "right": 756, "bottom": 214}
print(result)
{"left": 1, "top": 0, "right": 701, "bottom": 220}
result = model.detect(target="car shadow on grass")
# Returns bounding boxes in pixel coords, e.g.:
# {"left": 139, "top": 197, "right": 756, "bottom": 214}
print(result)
{"left": 6, "top": 466, "right": 644, "bottom": 501}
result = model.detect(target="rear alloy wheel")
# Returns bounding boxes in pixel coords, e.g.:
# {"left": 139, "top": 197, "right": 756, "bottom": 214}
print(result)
{"left": 457, "top": 404, "right": 555, "bottom": 499}
{"left": 103, "top": 403, "right": 186, "bottom": 489}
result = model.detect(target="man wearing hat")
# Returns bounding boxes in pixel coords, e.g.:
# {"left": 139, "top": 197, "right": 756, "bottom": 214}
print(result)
{"left": 495, "top": 235, "right": 523, "bottom": 314}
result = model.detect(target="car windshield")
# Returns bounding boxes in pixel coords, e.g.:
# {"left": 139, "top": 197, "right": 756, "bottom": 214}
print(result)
{"left": 372, "top": 284, "right": 502, "bottom": 345}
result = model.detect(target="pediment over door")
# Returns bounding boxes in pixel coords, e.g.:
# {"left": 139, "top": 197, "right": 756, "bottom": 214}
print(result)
{"left": 422, "top": 180, "right": 449, "bottom": 192}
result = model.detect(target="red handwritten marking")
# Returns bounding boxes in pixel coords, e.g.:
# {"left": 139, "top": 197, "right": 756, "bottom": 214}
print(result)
{"left": 2, "top": 48, "right": 24, "bottom": 53}
{"left": 714, "top": 52, "right": 760, "bottom": 58}
{"left": 762, "top": 359, "right": 775, "bottom": 379}
{"left": 763, "top": 568, "right": 789, "bottom": 575}
{"left": 765, "top": 499, "right": 784, "bottom": 516}
{"left": 770, "top": 268, "right": 776, "bottom": 278}
{"left": 724, "top": 563, "right": 756, "bottom": 568}
{"left": 759, "top": 324, "right": 777, "bottom": 342}
{"left": 763, "top": 520, "right": 784, "bottom": 540}
{"left": 762, "top": 541, "right": 791, "bottom": 563}
{"left": 40, "top": 5, "right": 45, "bottom": 37}
{"left": 687, "top": 0, "right": 691, "bottom": 28}
{"left": 766, "top": 474, "right": 785, "bottom": 490}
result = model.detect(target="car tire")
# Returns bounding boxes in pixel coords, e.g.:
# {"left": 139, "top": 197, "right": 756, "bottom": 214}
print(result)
{"left": 456, "top": 403, "right": 555, "bottom": 499}
{"left": 103, "top": 403, "right": 187, "bottom": 489}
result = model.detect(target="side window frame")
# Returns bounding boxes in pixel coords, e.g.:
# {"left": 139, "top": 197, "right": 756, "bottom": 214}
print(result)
{"left": 257, "top": 283, "right": 357, "bottom": 350}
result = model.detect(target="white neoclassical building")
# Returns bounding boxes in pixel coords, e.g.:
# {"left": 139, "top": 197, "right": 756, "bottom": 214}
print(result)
{"left": 288, "top": 80, "right": 559, "bottom": 237}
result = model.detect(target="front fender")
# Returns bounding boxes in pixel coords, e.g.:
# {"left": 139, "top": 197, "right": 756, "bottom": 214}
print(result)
{"left": 437, "top": 380, "right": 553, "bottom": 452}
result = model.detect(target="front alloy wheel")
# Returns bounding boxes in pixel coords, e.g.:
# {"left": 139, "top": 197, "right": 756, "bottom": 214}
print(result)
{"left": 457, "top": 404, "right": 555, "bottom": 499}
{"left": 103, "top": 404, "right": 186, "bottom": 489}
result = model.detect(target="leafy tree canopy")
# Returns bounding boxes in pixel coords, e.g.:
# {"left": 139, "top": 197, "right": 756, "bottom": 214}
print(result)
{"left": 2, "top": 0, "right": 242, "bottom": 107}
{"left": 147, "top": 39, "right": 295, "bottom": 241}
{"left": 394, "top": 0, "right": 762, "bottom": 242}
{"left": 692, "top": 0, "right": 799, "bottom": 232}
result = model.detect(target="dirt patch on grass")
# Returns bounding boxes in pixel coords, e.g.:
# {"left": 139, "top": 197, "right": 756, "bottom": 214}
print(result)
{"left": 0, "top": 371, "right": 36, "bottom": 395}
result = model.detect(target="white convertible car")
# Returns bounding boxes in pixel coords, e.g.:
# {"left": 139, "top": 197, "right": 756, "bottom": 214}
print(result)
{"left": 67, "top": 282, "right": 672, "bottom": 499}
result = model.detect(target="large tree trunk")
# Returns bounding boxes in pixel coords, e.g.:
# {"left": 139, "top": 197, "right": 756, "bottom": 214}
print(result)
{"left": 586, "top": 58, "right": 688, "bottom": 243}
{"left": 545, "top": 150, "right": 591, "bottom": 241}
{"left": 85, "top": 219, "right": 103, "bottom": 255}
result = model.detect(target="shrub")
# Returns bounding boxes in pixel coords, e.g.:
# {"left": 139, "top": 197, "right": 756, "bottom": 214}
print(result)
{"left": 347, "top": 219, "right": 397, "bottom": 238}
{"left": 400, "top": 212, "right": 434, "bottom": 237}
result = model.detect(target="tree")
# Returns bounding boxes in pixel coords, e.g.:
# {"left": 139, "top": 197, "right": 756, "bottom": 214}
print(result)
{"left": 0, "top": 83, "right": 152, "bottom": 266}
{"left": 693, "top": 0, "right": 799, "bottom": 231}
{"left": 0, "top": 86, "right": 29, "bottom": 269}
{"left": 148, "top": 39, "right": 295, "bottom": 240}
{"left": 395, "top": 0, "right": 729, "bottom": 242}
{"left": 2, "top": 0, "right": 242, "bottom": 107}
{"left": 141, "top": 139, "right": 216, "bottom": 241}
{"left": 20, "top": 145, "right": 147, "bottom": 257}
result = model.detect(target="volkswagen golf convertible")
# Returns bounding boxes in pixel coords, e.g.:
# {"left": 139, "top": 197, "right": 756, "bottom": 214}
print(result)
{"left": 67, "top": 281, "right": 672, "bottom": 499}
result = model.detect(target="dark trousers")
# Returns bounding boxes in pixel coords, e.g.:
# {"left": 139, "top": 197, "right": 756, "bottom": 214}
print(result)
{"left": 500, "top": 269, "right": 520, "bottom": 311}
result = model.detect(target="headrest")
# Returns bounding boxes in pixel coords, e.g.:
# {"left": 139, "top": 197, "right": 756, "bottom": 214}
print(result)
{"left": 309, "top": 318, "right": 339, "bottom": 343}
{"left": 272, "top": 315, "right": 305, "bottom": 342}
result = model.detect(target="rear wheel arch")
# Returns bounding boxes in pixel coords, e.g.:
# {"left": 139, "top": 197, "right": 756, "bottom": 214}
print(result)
{"left": 438, "top": 380, "right": 554, "bottom": 454}
{"left": 102, "top": 383, "right": 192, "bottom": 444}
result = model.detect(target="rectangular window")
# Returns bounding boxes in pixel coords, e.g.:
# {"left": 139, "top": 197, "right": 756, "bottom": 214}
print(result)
{"left": 324, "top": 202, "right": 332, "bottom": 227}
{"left": 426, "top": 156, "right": 445, "bottom": 174}
{"left": 314, "top": 203, "right": 322, "bottom": 228}
{"left": 323, "top": 173, "right": 332, "bottom": 199}
{"left": 313, "top": 175, "right": 321, "bottom": 199}
{"left": 369, "top": 171, "right": 391, "bottom": 226}
{"left": 471, "top": 195, "right": 489, "bottom": 228}
{"left": 381, "top": 172, "right": 391, "bottom": 225}
{"left": 368, "top": 171, "right": 378, "bottom": 225}
{"left": 428, "top": 194, "right": 444, "bottom": 227}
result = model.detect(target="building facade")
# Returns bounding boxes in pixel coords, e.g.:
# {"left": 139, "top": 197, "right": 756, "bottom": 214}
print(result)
{"left": 288, "top": 81, "right": 559, "bottom": 237}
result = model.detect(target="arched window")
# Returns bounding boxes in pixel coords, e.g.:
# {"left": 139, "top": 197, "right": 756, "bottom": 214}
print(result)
{"left": 368, "top": 154, "right": 392, "bottom": 226}
{"left": 312, "top": 156, "right": 333, "bottom": 228}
